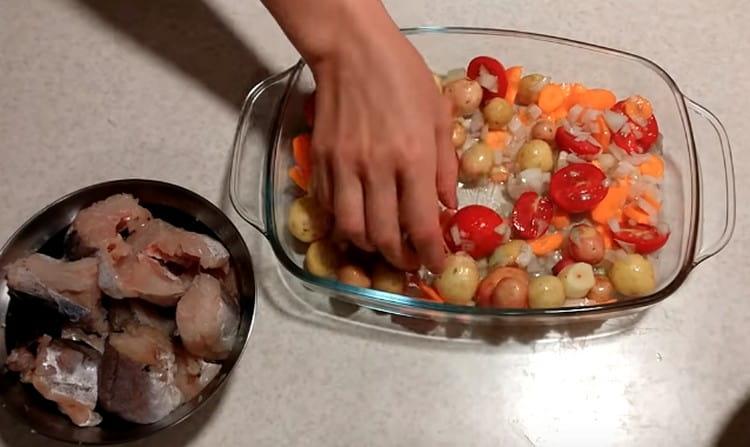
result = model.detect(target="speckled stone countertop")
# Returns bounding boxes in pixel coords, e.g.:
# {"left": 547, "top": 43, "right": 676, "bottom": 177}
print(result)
{"left": 1, "top": 1, "right": 749, "bottom": 446}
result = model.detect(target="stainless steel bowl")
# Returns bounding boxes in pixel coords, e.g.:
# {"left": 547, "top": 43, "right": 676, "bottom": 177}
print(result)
{"left": 0, "top": 179, "right": 256, "bottom": 445}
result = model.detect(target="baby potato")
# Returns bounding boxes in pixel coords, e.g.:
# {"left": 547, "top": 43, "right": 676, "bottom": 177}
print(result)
{"left": 460, "top": 142, "right": 494, "bottom": 182}
{"left": 451, "top": 121, "right": 467, "bottom": 148}
{"left": 483, "top": 97, "right": 514, "bottom": 130}
{"left": 557, "top": 262, "right": 595, "bottom": 299}
{"left": 528, "top": 275, "right": 565, "bottom": 309}
{"left": 444, "top": 78, "right": 483, "bottom": 117}
{"left": 337, "top": 265, "right": 372, "bottom": 288}
{"left": 608, "top": 254, "right": 655, "bottom": 297}
{"left": 288, "top": 196, "right": 331, "bottom": 243}
{"left": 435, "top": 253, "right": 480, "bottom": 305}
{"left": 476, "top": 266, "right": 528, "bottom": 304}
{"left": 588, "top": 276, "right": 615, "bottom": 303}
{"left": 531, "top": 119, "right": 555, "bottom": 142}
{"left": 491, "top": 277, "right": 529, "bottom": 308}
{"left": 489, "top": 240, "right": 528, "bottom": 269}
{"left": 372, "top": 262, "right": 406, "bottom": 294}
{"left": 567, "top": 224, "right": 605, "bottom": 264}
{"left": 516, "top": 74, "right": 548, "bottom": 105}
{"left": 304, "top": 240, "right": 341, "bottom": 279}
{"left": 516, "top": 139, "right": 554, "bottom": 172}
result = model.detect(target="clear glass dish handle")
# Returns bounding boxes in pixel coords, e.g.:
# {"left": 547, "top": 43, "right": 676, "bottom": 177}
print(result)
{"left": 229, "top": 67, "right": 297, "bottom": 235}
{"left": 685, "top": 97, "right": 736, "bottom": 266}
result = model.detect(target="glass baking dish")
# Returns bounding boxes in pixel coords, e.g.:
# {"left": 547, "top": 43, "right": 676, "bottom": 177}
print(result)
{"left": 229, "top": 27, "right": 735, "bottom": 324}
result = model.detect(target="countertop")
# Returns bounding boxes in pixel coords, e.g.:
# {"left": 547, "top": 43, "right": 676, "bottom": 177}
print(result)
{"left": 1, "top": 1, "right": 749, "bottom": 446}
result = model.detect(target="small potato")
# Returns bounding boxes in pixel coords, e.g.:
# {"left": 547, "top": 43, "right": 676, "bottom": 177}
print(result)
{"left": 304, "top": 240, "right": 340, "bottom": 279}
{"left": 528, "top": 275, "right": 565, "bottom": 309}
{"left": 588, "top": 276, "right": 615, "bottom": 303}
{"left": 476, "top": 266, "right": 528, "bottom": 303}
{"left": 460, "top": 142, "right": 494, "bottom": 182}
{"left": 372, "top": 262, "right": 406, "bottom": 294}
{"left": 567, "top": 224, "right": 605, "bottom": 264}
{"left": 451, "top": 121, "right": 467, "bottom": 148}
{"left": 531, "top": 119, "right": 555, "bottom": 141}
{"left": 516, "top": 139, "right": 554, "bottom": 172}
{"left": 444, "top": 78, "right": 483, "bottom": 117}
{"left": 483, "top": 97, "right": 514, "bottom": 130}
{"left": 337, "top": 265, "right": 371, "bottom": 288}
{"left": 516, "top": 74, "right": 548, "bottom": 105}
{"left": 288, "top": 196, "right": 331, "bottom": 243}
{"left": 435, "top": 253, "right": 480, "bottom": 305}
{"left": 557, "top": 262, "right": 595, "bottom": 299}
{"left": 489, "top": 240, "right": 528, "bottom": 269}
{"left": 491, "top": 277, "right": 529, "bottom": 308}
{"left": 608, "top": 254, "right": 655, "bottom": 297}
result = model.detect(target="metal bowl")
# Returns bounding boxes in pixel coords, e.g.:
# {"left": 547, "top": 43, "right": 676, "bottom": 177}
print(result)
{"left": 0, "top": 179, "right": 256, "bottom": 445}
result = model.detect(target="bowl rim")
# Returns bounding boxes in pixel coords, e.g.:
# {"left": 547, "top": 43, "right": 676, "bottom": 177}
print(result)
{"left": 237, "top": 26, "right": 701, "bottom": 320}
{"left": 0, "top": 178, "right": 257, "bottom": 444}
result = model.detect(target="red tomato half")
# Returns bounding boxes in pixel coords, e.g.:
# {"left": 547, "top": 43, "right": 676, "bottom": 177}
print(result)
{"left": 555, "top": 126, "right": 601, "bottom": 160}
{"left": 613, "top": 224, "right": 669, "bottom": 254}
{"left": 550, "top": 163, "right": 609, "bottom": 214}
{"left": 511, "top": 192, "right": 553, "bottom": 240}
{"left": 466, "top": 56, "right": 508, "bottom": 102}
{"left": 443, "top": 205, "right": 505, "bottom": 259}
{"left": 611, "top": 100, "right": 659, "bottom": 154}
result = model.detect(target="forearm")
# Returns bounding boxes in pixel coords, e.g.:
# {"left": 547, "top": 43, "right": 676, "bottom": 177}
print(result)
{"left": 260, "top": 0, "right": 400, "bottom": 67}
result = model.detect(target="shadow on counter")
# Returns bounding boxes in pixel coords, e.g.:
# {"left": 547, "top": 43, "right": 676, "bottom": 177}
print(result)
{"left": 715, "top": 395, "right": 750, "bottom": 447}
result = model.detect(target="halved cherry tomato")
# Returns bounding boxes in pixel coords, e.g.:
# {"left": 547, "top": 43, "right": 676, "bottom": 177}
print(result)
{"left": 511, "top": 192, "right": 553, "bottom": 240}
{"left": 550, "top": 163, "right": 609, "bottom": 214}
{"left": 612, "top": 224, "right": 669, "bottom": 254}
{"left": 466, "top": 56, "right": 508, "bottom": 103}
{"left": 611, "top": 99, "right": 659, "bottom": 154}
{"left": 443, "top": 205, "right": 504, "bottom": 259}
{"left": 555, "top": 126, "right": 601, "bottom": 160}
{"left": 303, "top": 92, "right": 316, "bottom": 128}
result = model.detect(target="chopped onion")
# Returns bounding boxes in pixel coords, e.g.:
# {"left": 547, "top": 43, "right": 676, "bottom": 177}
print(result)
{"left": 613, "top": 161, "right": 636, "bottom": 179}
{"left": 620, "top": 122, "right": 632, "bottom": 135}
{"left": 494, "top": 223, "right": 509, "bottom": 236}
{"left": 586, "top": 135, "right": 602, "bottom": 148}
{"left": 469, "top": 110, "right": 485, "bottom": 133}
{"left": 568, "top": 105, "right": 584, "bottom": 123}
{"left": 603, "top": 110, "right": 628, "bottom": 132}
{"left": 517, "top": 244, "right": 534, "bottom": 267}
{"left": 602, "top": 178, "right": 611, "bottom": 188}
{"left": 566, "top": 152, "right": 587, "bottom": 164}
{"left": 608, "top": 218, "right": 621, "bottom": 234}
{"left": 632, "top": 127, "right": 643, "bottom": 139}
{"left": 478, "top": 65, "right": 499, "bottom": 93}
{"left": 609, "top": 144, "right": 627, "bottom": 161}
{"left": 449, "top": 225, "right": 461, "bottom": 247}
{"left": 618, "top": 241, "right": 636, "bottom": 253}
{"left": 508, "top": 115, "right": 523, "bottom": 134}
{"left": 598, "top": 153, "right": 617, "bottom": 171}
{"left": 637, "top": 198, "right": 657, "bottom": 217}
{"left": 584, "top": 108, "right": 602, "bottom": 123}
{"left": 528, "top": 104, "right": 542, "bottom": 120}
{"left": 443, "top": 68, "right": 466, "bottom": 85}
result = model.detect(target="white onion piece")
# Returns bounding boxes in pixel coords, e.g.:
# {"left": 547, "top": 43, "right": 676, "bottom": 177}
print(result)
{"left": 609, "top": 144, "right": 627, "bottom": 161}
{"left": 443, "top": 68, "right": 466, "bottom": 85}
{"left": 598, "top": 153, "right": 617, "bottom": 171}
{"left": 478, "top": 65, "right": 499, "bottom": 93}
{"left": 450, "top": 225, "right": 461, "bottom": 247}
{"left": 469, "top": 110, "right": 485, "bottom": 133}
{"left": 613, "top": 161, "right": 636, "bottom": 179}
{"left": 637, "top": 198, "right": 657, "bottom": 218}
{"left": 568, "top": 105, "right": 584, "bottom": 123}
{"left": 586, "top": 135, "right": 602, "bottom": 148}
{"left": 584, "top": 109, "right": 602, "bottom": 123}
{"left": 508, "top": 115, "right": 523, "bottom": 134}
{"left": 516, "top": 244, "right": 534, "bottom": 268}
{"left": 628, "top": 153, "right": 653, "bottom": 166}
{"left": 608, "top": 218, "right": 622, "bottom": 234}
{"left": 528, "top": 104, "right": 542, "bottom": 120}
{"left": 603, "top": 110, "right": 628, "bottom": 133}
{"left": 566, "top": 152, "right": 587, "bottom": 164}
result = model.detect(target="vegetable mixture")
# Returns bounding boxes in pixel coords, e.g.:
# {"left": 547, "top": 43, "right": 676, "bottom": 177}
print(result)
{"left": 286, "top": 55, "right": 670, "bottom": 309}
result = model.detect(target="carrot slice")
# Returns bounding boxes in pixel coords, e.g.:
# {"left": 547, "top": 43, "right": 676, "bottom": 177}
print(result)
{"left": 591, "top": 179, "right": 631, "bottom": 224}
{"left": 538, "top": 83, "right": 567, "bottom": 113}
{"left": 548, "top": 106, "right": 569, "bottom": 122}
{"left": 623, "top": 203, "right": 651, "bottom": 225}
{"left": 624, "top": 95, "right": 654, "bottom": 124}
{"left": 483, "top": 130, "right": 509, "bottom": 150}
{"left": 575, "top": 88, "right": 617, "bottom": 110}
{"left": 642, "top": 193, "right": 661, "bottom": 209}
{"left": 592, "top": 115, "right": 611, "bottom": 149}
{"left": 289, "top": 166, "right": 309, "bottom": 191}
{"left": 504, "top": 66, "right": 523, "bottom": 104}
{"left": 639, "top": 155, "right": 664, "bottom": 178}
{"left": 594, "top": 224, "right": 614, "bottom": 250}
{"left": 528, "top": 233, "right": 564, "bottom": 256}
{"left": 551, "top": 208, "right": 570, "bottom": 230}
{"left": 292, "top": 134, "right": 312, "bottom": 175}
{"left": 417, "top": 280, "right": 445, "bottom": 303}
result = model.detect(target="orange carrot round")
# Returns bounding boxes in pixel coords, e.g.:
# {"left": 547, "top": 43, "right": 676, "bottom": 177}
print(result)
{"left": 575, "top": 89, "right": 617, "bottom": 110}
{"left": 528, "top": 233, "right": 564, "bottom": 256}
{"left": 538, "top": 83, "right": 566, "bottom": 113}
{"left": 504, "top": 66, "right": 523, "bottom": 105}
{"left": 639, "top": 155, "right": 664, "bottom": 178}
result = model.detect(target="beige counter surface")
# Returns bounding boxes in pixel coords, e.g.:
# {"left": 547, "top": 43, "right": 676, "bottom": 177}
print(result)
{"left": 1, "top": 1, "right": 749, "bottom": 446}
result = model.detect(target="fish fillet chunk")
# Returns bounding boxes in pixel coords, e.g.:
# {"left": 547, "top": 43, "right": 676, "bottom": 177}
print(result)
{"left": 98, "top": 251, "right": 188, "bottom": 306}
{"left": 127, "top": 219, "right": 230, "bottom": 272}
{"left": 6, "top": 335, "right": 102, "bottom": 427}
{"left": 176, "top": 274, "right": 239, "bottom": 361}
{"left": 98, "top": 325, "right": 183, "bottom": 424}
{"left": 5, "top": 254, "right": 108, "bottom": 334}
{"left": 66, "top": 194, "right": 151, "bottom": 260}
{"left": 175, "top": 347, "right": 221, "bottom": 402}
{"left": 109, "top": 299, "right": 176, "bottom": 337}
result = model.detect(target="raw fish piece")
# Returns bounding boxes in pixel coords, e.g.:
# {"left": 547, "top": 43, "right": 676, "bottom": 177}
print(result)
{"left": 109, "top": 300, "right": 176, "bottom": 337}
{"left": 5, "top": 254, "right": 108, "bottom": 334}
{"left": 174, "top": 347, "right": 221, "bottom": 402}
{"left": 98, "top": 251, "right": 188, "bottom": 306}
{"left": 66, "top": 194, "right": 151, "bottom": 259}
{"left": 6, "top": 335, "right": 101, "bottom": 427}
{"left": 127, "top": 219, "right": 229, "bottom": 272}
{"left": 98, "top": 325, "right": 183, "bottom": 424}
{"left": 61, "top": 325, "right": 106, "bottom": 353}
{"left": 176, "top": 274, "right": 239, "bottom": 361}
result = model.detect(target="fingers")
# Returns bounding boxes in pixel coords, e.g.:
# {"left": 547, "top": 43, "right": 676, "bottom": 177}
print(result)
{"left": 364, "top": 176, "right": 419, "bottom": 271}
{"left": 310, "top": 155, "right": 333, "bottom": 211}
{"left": 332, "top": 161, "right": 373, "bottom": 251}
{"left": 399, "top": 153, "right": 447, "bottom": 273}
{"left": 435, "top": 98, "right": 458, "bottom": 210}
